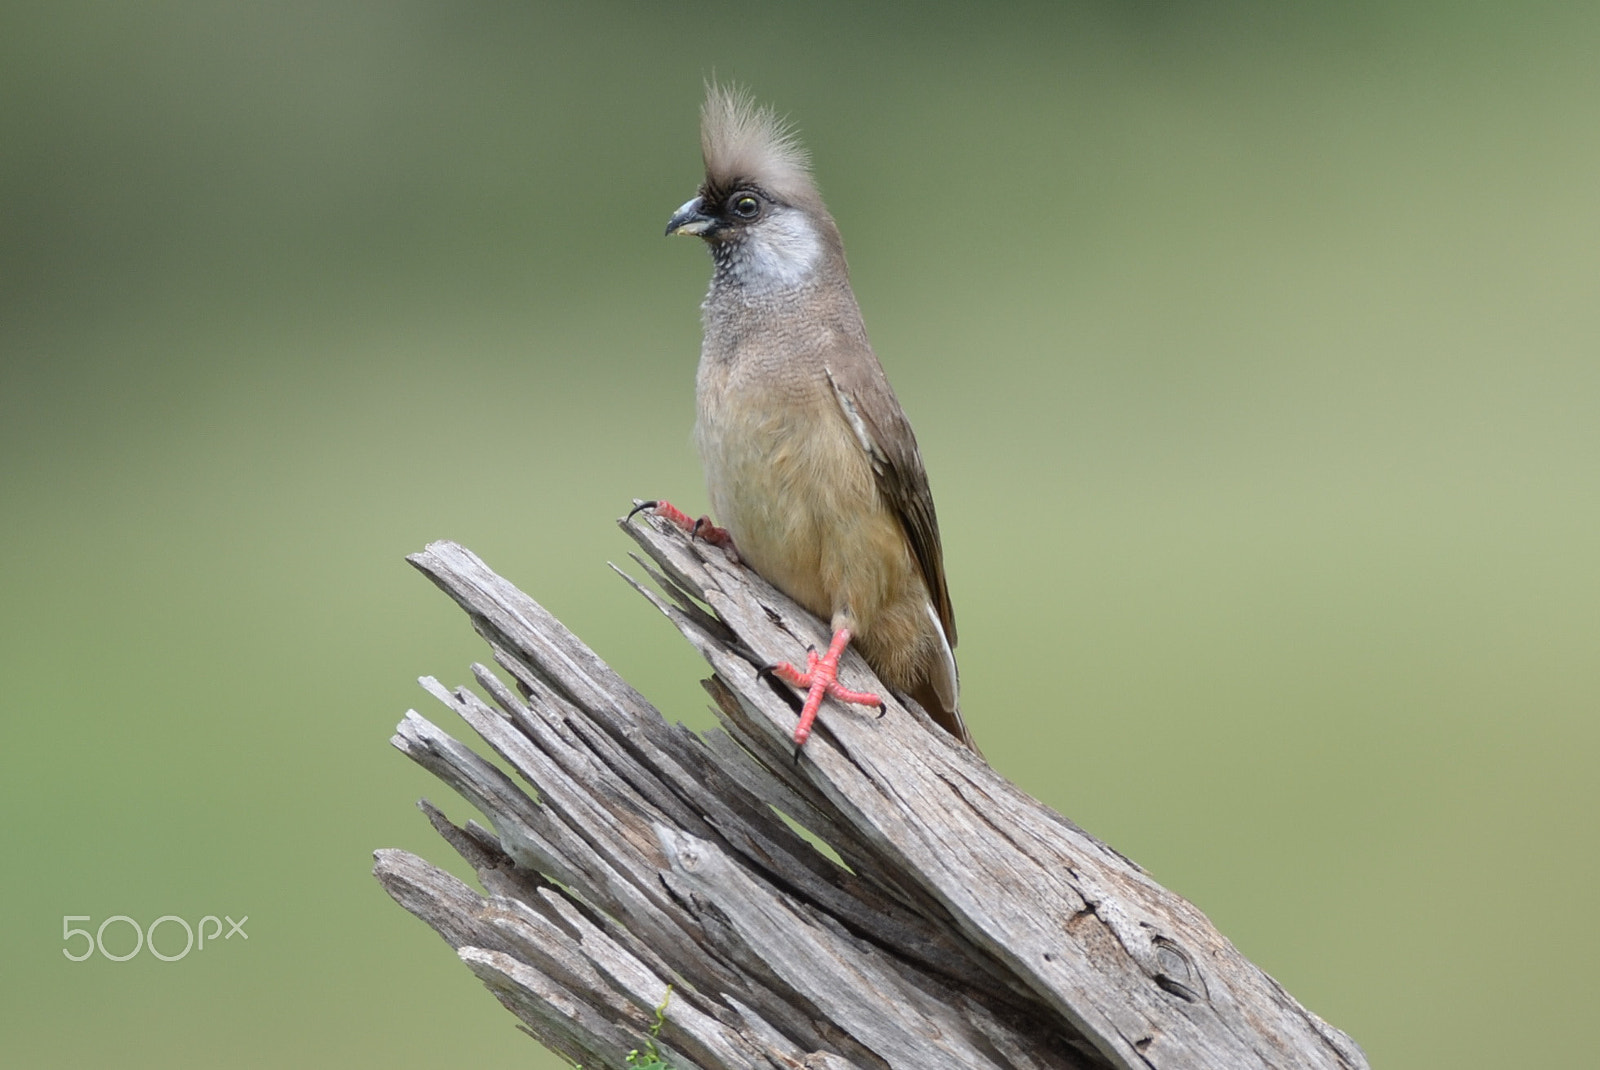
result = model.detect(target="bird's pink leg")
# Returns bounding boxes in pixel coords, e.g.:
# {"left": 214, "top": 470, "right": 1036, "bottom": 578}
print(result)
{"left": 767, "top": 628, "right": 883, "bottom": 746}
{"left": 628, "top": 500, "right": 736, "bottom": 554}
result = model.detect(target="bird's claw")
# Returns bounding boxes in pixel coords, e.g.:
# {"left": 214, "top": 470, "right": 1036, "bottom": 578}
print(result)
{"left": 771, "top": 628, "right": 882, "bottom": 748}
{"left": 629, "top": 499, "right": 738, "bottom": 558}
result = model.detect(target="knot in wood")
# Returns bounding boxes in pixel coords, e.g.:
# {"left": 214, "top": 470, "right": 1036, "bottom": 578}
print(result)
{"left": 1151, "top": 935, "right": 1205, "bottom": 1003}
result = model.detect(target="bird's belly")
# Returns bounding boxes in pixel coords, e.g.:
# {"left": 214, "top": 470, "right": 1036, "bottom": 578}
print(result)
{"left": 696, "top": 400, "right": 911, "bottom": 631}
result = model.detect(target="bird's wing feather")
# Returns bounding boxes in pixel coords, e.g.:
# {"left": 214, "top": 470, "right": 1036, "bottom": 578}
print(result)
{"left": 822, "top": 354, "right": 956, "bottom": 648}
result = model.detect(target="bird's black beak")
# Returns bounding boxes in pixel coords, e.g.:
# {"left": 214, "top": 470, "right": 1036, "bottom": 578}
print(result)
{"left": 665, "top": 196, "right": 714, "bottom": 237}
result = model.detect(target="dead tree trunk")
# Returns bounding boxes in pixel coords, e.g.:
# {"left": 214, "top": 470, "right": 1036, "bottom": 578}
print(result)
{"left": 373, "top": 513, "right": 1368, "bottom": 1070}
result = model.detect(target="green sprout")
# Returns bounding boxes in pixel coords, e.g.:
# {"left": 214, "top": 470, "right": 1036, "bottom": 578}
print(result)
{"left": 624, "top": 985, "right": 674, "bottom": 1070}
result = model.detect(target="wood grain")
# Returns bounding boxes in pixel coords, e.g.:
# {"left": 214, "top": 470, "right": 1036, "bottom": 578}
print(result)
{"left": 373, "top": 514, "right": 1368, "bottom": 1070}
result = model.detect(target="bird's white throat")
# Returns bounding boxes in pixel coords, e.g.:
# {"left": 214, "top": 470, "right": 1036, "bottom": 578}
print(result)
{"left": 721, "top": 207, "right": 823, "bottom": 293}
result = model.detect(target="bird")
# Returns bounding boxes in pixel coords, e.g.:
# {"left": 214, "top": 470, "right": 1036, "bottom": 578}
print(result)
{"left": 637, "top": 86, "right": 976, "bottom": 754}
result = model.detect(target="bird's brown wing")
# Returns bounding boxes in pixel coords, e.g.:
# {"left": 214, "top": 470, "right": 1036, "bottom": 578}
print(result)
{"left": 822, "top": 353, "right": 956, "bottom": 648}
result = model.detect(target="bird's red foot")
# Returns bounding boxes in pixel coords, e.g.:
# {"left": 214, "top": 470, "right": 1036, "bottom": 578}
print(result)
{"left": 628, "top": 500, "right": 737, "bottom": 555}
{"left": 766, "top": 628, "right": 883, "bottom": 747}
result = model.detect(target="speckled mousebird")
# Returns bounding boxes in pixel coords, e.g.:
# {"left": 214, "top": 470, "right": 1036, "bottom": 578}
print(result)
{"left": 634, "top": 86, "right": 977, "bottom": 753}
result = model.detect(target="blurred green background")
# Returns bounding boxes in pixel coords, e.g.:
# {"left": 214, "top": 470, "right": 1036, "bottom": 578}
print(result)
{"left": 3, "top": 1, "right": 1596, "bottom": 1066}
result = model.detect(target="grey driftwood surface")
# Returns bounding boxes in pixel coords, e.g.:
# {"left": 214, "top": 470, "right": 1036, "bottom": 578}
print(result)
{"left": 373, "top": 514, "right": 1368, "bottom": 1070}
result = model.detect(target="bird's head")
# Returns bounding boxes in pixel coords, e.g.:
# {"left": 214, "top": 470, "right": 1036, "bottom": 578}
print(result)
{"left": 666, "top": 86, "right": 842, "bottom": 293}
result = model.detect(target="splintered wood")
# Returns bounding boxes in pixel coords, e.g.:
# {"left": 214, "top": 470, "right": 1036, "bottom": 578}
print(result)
{"left": 373, "top": 516, "right": 1367, "bottom": 1070}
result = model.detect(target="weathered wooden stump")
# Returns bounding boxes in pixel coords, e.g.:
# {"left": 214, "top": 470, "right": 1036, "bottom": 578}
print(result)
{"left": 373, "top": 512, "right": 1367, "bottom": 1070}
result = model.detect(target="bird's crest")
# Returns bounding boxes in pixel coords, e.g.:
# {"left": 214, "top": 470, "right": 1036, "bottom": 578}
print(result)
{"left": 700, "top": 84, "right": 817, "bottom": 205}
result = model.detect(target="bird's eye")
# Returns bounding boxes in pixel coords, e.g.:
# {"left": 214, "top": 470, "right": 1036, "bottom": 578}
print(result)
{"left": 730, "top": 193, "right": 761, "bottom": 220}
